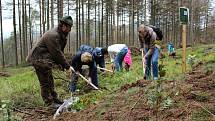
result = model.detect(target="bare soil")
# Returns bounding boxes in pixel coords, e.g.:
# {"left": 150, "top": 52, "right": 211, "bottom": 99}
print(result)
{"left": 0, "top": 72, "right": 10, "bottom": 77}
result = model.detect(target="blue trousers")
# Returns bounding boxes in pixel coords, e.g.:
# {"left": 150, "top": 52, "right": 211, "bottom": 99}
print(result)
{"left": 114, "top": 47, "right": 128, "bottom": 71}
{"left": 144, "top": 47, "right": 159, "bottom": 80}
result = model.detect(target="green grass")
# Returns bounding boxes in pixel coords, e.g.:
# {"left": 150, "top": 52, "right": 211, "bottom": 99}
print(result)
{"left": 0, "top": 67, "right": 43, "bottom": 107}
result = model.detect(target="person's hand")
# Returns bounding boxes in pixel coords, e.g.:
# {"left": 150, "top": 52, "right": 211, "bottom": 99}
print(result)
{"left": 75, "top": 71, "right": 80, "bottom": 75}
{"left": 140, "top": 48, "right": 144, "bottom": 52}
{"left": 66, "top": 67, "right": 72, "bottom": 77}
{"left": 143, "top": 55, "right": 147, "bottom": 65}
{"left": 101, "top": 71, "right": 106, "bottom": 76}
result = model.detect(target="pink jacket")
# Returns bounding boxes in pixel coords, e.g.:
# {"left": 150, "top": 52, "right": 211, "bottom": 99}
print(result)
{"left": 124, "top": 48, "right": 132, "bottom": 66}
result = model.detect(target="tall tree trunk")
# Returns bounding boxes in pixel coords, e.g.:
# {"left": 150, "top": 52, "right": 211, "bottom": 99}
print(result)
{"left": 39, "top": 0, "right": 42, "bottom": 36}
{"left": 76, "top": 0, "right": 79, "bottom": 51}
{"left": 24, "top": 0, "right": 28, "bottom": 54}
{"left": 67, "top": 0, "right": 70, "bottom": 52}
{"left": 22, "top": 0, "right": 27, "bottom": 58}
{"left": 0, "top": 0, "right": 5, "bottom": 67}
{"left": 87, "top": 0, "right": 90, "bottom": 44}
{"left": 116, "top": 0, "right": 119, "bottom": 43}
{"left": 29, "top": 0, "right": 32, "bottom": 49}
{"left": 150, "top": 0, "right": 155, "bottom": 25}
{"left": 18, "top": 0, "right": 23, "bottom": 62}
{"left": 58, "top": 0, "right": 64, "bottom": 21}
{"left": 189, "top": 0, "right": 193, "bottom": 46}
{"left": 50, "top": 0, "right": 54, "bottom": 28}
{"left": 42, "top": 0, "right": 45, "bottom": 34}
{"left": 47, "top": 0, "right": 50, "bottom": 30}
{"left": 129, "top": 10, "right": 131, "bottom": 45}
{"left": 81, "top": 0, "right": 85, "bottom": 44}
{"left": 78, "top": 0, "right": 81, "bottom": 46}
{"left": 204, "top": 0, "right": 209, "bottom": 43}
{"left": 113, "top": 0, "right": 116, "bottom": 44}
{"left": 101, "top": 0, "right": 103, "bottom": 46}
{"left": 105, "top": 2, "right": 108, "bottom": 47}
{"left": 98, "top": 0, "right": 101, "bottom": 46}
{"left": 94, "top": 0, "right": 97, "bottom": 46}
{"left": 132, "top": 0, "right": 135, "bottom": 46}
{"left": 13, "top": 0, "right": 18, "bottom": 65}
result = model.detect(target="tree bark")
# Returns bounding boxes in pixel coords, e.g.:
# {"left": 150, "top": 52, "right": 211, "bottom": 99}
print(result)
{"left": 0, "top": 0, "right": 5, "bottom": 67}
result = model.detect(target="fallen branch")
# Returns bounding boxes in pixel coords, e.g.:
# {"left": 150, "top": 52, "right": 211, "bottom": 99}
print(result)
{"left": 194, "top": 101, "right": 215, "bottom": 118}
{"left": 130, "top": 96, "right": 144, "bottom": 110}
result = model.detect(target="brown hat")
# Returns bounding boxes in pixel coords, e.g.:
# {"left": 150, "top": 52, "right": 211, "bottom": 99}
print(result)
{"left": 81, "top": 52, "right": 92, "bottom": 63}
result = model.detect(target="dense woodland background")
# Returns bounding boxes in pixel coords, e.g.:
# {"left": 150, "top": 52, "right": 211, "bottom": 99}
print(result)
{"left": 0, "top": 0, "right": 215, "bottom": 67}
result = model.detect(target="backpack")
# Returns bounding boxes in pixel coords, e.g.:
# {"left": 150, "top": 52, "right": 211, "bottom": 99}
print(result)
{"left": 149, "top": 25, "right": 163, "bottom": 40}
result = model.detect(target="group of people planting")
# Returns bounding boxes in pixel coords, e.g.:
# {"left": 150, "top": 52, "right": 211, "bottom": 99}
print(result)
{"left": 26, "top": 15, "right": 174, "bottom": 108}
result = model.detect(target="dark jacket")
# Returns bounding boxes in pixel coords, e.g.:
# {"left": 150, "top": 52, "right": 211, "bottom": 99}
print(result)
{"left": 93, "top": 47, "right": 105, "bottom": 68}
{"left": 71, "top": 51, "right": 96, "bottom": 78}
{"left": 26, "top": 27, "right": 70, "bottom": 70}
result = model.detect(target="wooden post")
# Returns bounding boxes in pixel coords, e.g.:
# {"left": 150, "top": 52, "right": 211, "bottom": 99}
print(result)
{"left": 182, "top": 25, "right": 186, "bottom": 73}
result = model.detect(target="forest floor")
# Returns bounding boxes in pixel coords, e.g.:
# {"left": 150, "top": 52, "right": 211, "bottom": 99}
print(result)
{"left": 14, "top": 45, "right": 215, "bottom": 121}
{"left": 18, "top": 60, "right": 215, "bottom": 121}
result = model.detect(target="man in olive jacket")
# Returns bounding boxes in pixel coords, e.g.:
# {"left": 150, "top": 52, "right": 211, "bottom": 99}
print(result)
{"left": 26, "top": 16, "right": 73, "bottom": 106}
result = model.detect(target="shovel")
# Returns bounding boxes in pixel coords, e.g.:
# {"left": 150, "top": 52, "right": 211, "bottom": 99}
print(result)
{"left": 97, "top": 66, "right": 113, "bottom": 73}
{"left": 70, "top": 66, "right": 99, "bottom": 90}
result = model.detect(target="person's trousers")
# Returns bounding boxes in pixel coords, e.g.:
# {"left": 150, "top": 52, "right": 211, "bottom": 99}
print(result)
{"left": 144, "top": 47, "right": 159, "bottom": 80}
{"left": 33, "top": 65, "right": 57, "bottom": 104}
{"left": 114, "top": 47, "right": 128, "bottom": 71}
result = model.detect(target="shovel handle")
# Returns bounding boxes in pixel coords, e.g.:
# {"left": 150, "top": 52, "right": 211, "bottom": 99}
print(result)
{"left": 77, "top": 73, "right": 99, "bottom": 90}
{"left": 141, "top": 50, "right": 145, "bottom": 77}
{"left": 97, "top": 66, "right": 113, "bottom": 73}
{"left": 70, "top": 66, "right": 99, "bottom": 90}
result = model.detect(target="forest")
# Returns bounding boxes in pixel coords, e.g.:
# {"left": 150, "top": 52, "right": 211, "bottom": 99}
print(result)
{"left": 0, "top": 0, "right": 215, "bottom": 120}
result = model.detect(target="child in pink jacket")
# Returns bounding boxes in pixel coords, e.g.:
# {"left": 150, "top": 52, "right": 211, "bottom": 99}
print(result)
{"left": 123, "top": 48, "right": 132, "bottom": 71}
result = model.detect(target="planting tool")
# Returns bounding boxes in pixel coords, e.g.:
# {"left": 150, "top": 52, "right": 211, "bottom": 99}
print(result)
{"left": 97, "top": 66, "right": 113, "bottom": 73}
{"left": 70, "top": 66, "right": 100, "bottom": 90}
{"left": 141, "top": 49, "right": 145, "bottom": 78}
